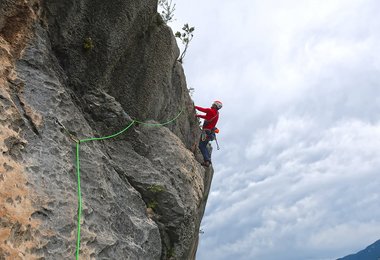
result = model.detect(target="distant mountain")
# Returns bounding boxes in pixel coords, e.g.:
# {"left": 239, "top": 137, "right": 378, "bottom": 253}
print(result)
{"left": 338, "top": 240, "right": 380, "bottom": 260}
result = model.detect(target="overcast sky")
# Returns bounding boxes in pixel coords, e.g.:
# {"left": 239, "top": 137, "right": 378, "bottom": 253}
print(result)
{"left": 166, "top": 1, "right": 380, "bottom": 259}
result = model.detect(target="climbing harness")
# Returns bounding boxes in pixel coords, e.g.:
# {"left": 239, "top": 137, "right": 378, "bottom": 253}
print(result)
{"left": 200, "top": 129, "right": 215, "bottom": 141}
{"left": 70, "top": 109, "right": 183, "bottom": 260}
{"left": 200, "top": 127, "right": 220, "bottom": 150}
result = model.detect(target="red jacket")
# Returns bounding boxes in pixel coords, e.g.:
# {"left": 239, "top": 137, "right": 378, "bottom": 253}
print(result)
{"left": 195, "top": 106, "right": 219, "bottom": 130}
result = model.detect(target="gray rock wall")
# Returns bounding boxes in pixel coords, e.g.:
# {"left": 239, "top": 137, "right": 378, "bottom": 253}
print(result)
{"left": 0, "top": 0, "right": 211, "bottom": 259}
{"left": 42, "top": 0, "right": 199, "bottom": 150}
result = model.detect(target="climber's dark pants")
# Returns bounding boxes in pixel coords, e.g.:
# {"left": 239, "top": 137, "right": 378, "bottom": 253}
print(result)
{"left": 199, "top": 129, "right": 215, "bottom": 162}
{"left": 199, "top": 139, "right": 210, "bottom": 162}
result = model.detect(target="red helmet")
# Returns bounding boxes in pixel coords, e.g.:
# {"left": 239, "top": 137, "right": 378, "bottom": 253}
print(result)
{"left": 213, "top": 100, "right": 223, "bottom": 109}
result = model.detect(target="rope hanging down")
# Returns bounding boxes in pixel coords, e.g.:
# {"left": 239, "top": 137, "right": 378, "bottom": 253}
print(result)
{"left": 74, "top": 109, "right": 183, "bottom": 260}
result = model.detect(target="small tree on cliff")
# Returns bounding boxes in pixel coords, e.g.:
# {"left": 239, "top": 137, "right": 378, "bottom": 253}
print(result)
{"left": 158, "top": 0, "right": 176, "bottom": 23}
{"left": 175, "top": 23, "right": 195, "bottom": 63}
{"left": 158, "top": 1, "right": 195, "bottom": 63}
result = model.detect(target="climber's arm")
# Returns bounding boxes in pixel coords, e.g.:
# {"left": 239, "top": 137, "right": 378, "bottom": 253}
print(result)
{"left": 195, "top": 106, "right": 211, "bottom": 113}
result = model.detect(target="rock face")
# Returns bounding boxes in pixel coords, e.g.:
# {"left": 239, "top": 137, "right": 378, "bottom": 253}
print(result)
{"left": 0, "top": 0, "right": 212, "bottom": 259}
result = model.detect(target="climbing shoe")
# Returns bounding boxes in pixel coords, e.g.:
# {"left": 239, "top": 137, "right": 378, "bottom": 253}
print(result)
{"left": 201, "top": 161, "right": 211, "bottom": 167}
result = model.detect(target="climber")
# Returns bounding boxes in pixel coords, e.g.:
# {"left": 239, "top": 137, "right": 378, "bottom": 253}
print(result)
{"left": 195, "top": 100, "right": 223, "bottom": 167}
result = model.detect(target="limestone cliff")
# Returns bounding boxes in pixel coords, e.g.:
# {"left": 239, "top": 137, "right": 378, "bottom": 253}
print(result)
{"left": 0, "top": 0, "right": 213, "bottom": 259}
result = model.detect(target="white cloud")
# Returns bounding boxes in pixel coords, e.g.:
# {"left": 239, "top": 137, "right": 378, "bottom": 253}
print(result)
{"left": 169, "top": 0, "right": 380, "bottom": 259}
{"left": 199, "top": 119, "right": 380, "bottom": 259}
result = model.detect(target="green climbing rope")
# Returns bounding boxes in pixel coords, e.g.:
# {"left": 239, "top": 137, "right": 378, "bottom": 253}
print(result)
{"left": 79, "top": 120, "right": 136, "bottom": 143}
{"left": 74, "top": 109, "right": 183, "bottom": 259}
{"left": 134, "top": 109, "right": 183, "bottom": 126}
{"left": 75, "top": 142, "right": 81, "bottom": 260}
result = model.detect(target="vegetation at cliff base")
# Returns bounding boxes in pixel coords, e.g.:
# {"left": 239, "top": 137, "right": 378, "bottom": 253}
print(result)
{"left": 148, "top": 184, "right": 166, "bottom": 193}
{"left": 83, "top": 37, "right": 94, "bottom": 51}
